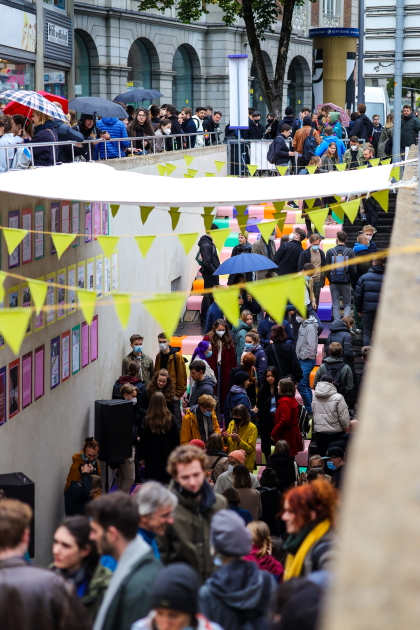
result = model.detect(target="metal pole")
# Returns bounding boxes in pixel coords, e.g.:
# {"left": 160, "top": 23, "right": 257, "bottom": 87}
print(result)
{"left": 236, "top": 58, "right": 241, "bottom": 176}
{"left": 357, "top": 0, "right": 365, "bottom": 106}
{"left": 392, "top": 0, "right": 404, "bottom": 163}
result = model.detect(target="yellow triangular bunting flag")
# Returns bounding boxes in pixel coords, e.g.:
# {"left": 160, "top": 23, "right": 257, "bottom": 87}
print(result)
{"left": 213, "top": 286, "right": 240, "bottom": 325}
{"left": 237, "top": 214, "right": 248, "bottom": 233}
{"left": 274, "top": 212, "right": 287, "bottom": 232}
{"left": 178, "top": 232, "right": 199, "bottom": 255}
{"left": 0, "top": 308, "right": 32, "bottom": 354}
{"left": 235, "top": 205, "right": 248, "bottom": 215}
{"left": 112, "top": 293, "right": 131, "bottom": 329}
{"left": 203, "top": 207, "right": 215, "bottom": 215}
{"left": 305, "top": 199, "right": 316, "bottom": 210}
{"left": 142, "top": 293, "right": 187, "bottom": 338}
{"left": 166, "top": 164, "right": 177, "bottom": 175}
{"left": 140, "top": 206, "right": 154, "bottom": 224}
{"left": 184, "top": 174, "right": 193, "bottom": 178}
{"left": 0, "top": 271, "right": 6, "bottom": 303}
{"left": 51, "top": 233, "right": 77, "bottom": 260}
{"left": 187, "top": 169, "right": 198, "bottom": 177}
{"left": 381, "top": 158, "right": 391, "bottom": 165}
{"left": 369, "top": 158, "right": 381, "bottom": 167}
{"left": 331, "top": 205, "right": 344, "bottom": 222}
{"left": 184, "top": 155, "right": 195, "bottom": 167}
{"left": 214, "top": 161, "right": 226, "bottom": 173}
{"left": 390, "top": 166, "right": 400, "bottom": 180}
{"left": 157, "top": 164, "right": 167, "bottom": 176}
{"left": 306, "top": 208, "right": 330, "bottom": 237}
{"left": 258, "top": 220, "right": 278, "bottom": 243}
{"left": 272, "top": 202, "right": 286, "bottom": 213}
{"left": 306, "top": 165, "right": 317, "bottom": 174}
{"left": 28, "top": 279, "right": 48, "bottom": 315}
{"left": 247, "top": 278, "right": 289, "bottom": 323}
{"left": 372, "top": 189, "right": 389, "bottom": 212}
{"left": 110, "top": 204, "right": 120, "bottom": 218}
{"left": 334, "top": 196, "right": 342, "bottom": 203}
{"left": 205, "top": 172, "right": 216, "bottom": 177}
{"left": 201, "top": 214, "right": 214, "bottom": 231}
{"left": 286, "top": 275, "right": 306, "bottom": 316}
{"left": 358, "top": 165, "right": 367, "bottom": 169}
{"left": 210, "top": 228, "right": 230, "bottom": 252}
{"left": 76, "top": 289, "right": 96, "bottom": 325}
{"left": 341, "top": 199, "right": 360, "bottom": 223}
{"left": 134, "top": 235, "right": 156, "bottom": 258}
{"left": 247, "top": 164, "right": 259, "bottom": 177}
{"left": 2, "top": 227, "right": 27, "bottom": 255}
{"left": 97, "top": 236, "right": 120, "bottom": 260}
{"left": 276, "top": 166, "right": 288, "bottom": 176}
{"left": 169, "top": 211, "right": 181, "bottom": 231}
{"left": 335, "top": 163, "right": 347, "bottom": 171}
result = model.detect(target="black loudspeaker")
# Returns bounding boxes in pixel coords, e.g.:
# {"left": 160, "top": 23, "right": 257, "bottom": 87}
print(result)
{"left": 0, "top": 472, "right": 35, "bottom": 557}
{"left": 94, "top": 400, "right": 134, "bottom": 462}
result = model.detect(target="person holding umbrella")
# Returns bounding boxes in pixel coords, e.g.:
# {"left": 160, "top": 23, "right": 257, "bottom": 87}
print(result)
{"left": 27, "top": 109, "right": 58, "bottom": 166}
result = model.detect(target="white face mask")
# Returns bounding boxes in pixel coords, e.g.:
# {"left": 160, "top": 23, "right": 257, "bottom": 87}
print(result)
{"left": 228, "top": 464, "right": 235, "bottom": 473}
{"left": 163, "top": 128, "right": 171, "bottom": 135}
{"left": 365, "top": 234, "right": 372, "bottom": 241}
{"left": 159, "top": 342, "right": 169, "bottom": 351}
{"left": 296, "top": 316, "right": 304, "bottom": 323}
{"left": 269, "top": 234, "right": 276, "bottom": 241}
{"left": 350, "top": 144, "right": 358, "bottom": 150}
{"left": 131, "top": 398, "right": 137, "bottom": 404}
{"left": 216, "top": 330, "right": 225, "bottom": 337}
{"left": 288, "top": 233, "right": 294, "bottom": 241}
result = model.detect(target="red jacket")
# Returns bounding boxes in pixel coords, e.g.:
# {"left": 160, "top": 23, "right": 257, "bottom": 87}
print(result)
{"left": 271, "top": 396, "right": 303, "bottom": 456}
{"left": 244, "top": 545, "right": 284, "bottom": 577}
{"left": 203, "top": 335, "right": 237, "bottom": 410}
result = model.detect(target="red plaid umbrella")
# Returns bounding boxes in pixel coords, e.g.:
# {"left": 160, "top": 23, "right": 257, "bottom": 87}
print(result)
{"left": 3, "top": 91, "right": 68, "bottom": 116}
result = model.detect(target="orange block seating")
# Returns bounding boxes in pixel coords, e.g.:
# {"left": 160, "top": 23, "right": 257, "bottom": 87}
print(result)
{"left": 276, "top": 224, "right": 293, "bottom": 237}
{"left": 170, "top": 336, "right": 187, "bottom": 348}
{"left": 192, "top": 278, "right": 204, "bottom": 292}
{"left": 310, "top": 366, "right": 320, "bottom": 388}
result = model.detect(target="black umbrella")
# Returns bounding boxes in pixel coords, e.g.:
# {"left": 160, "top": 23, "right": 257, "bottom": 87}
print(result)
{"left": 68, "top": 97, "right": 127, "bottom": 118}
{"left": 114, "top": 89, "right": 164, "bottom": 104}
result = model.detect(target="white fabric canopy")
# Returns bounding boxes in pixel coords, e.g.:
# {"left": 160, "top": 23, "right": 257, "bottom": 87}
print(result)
{"left": 0, "top": 162, "right": 393, "bottom": 206}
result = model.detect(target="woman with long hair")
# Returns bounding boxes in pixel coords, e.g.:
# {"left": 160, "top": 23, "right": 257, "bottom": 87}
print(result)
{"left": 232, "top": 310, "right": 253, "bottom": 364}
{"left": 146, "top": 369, "right": 175, "bottom": 413}
{"left": 266, "top": 325, "right": 303, "bottom": 383}
{"left": 127, "top": 107, "right": 155, "bottom": 153}
{"left": 266, "top": 439, "right": 300, "bottom": 493}
{"left": 271, "top": 378, "right": 303, "bottom": 457}
{"left": 205, "top": 432, "right": 228, "bottom": 482}
{"left": 232, "top": 463, "right": 261, "bottom": 520}
{"left": 256, "top": 366, "right": 281, "bottom": 461}
{"left": 228, "top": 352, "right": 258, "bottom": 407}
{"left": 203, "top": 319, "right": 237, "bottom": 410}
{"left": 378, "top": 113, "right": 394, "bottom": 158}
{"left": 320, "top": 142, "right": 340, "bottom": 171}
{"left": 282, "top": 480, "right": 337, "bottom": 579}
{"left": 52, "top": 515, "right": 112, "bottom": 621}
{"left": 256, "top": 467, "right": 282, "bottom": 537}
{"left": 244, "top": 520, "right": 284, "bottom": 577}
{"left": 222, "top": 404, "right": 258, "bottom": 472}
{"left": 26, "top": 110, "right": 58, "bottom": 166}
{"left": 137, "top": 391, "right": 179, "bottom": 483}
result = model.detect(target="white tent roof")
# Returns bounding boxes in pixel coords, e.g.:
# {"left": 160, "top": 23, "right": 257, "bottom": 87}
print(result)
{"left": 0, "top": 162, "right": 393, "bottom": 206}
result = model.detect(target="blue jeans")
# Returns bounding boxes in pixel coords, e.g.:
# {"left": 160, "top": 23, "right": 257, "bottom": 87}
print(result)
{"left": 297, "top": 358, "right": 316, "bottom": 413}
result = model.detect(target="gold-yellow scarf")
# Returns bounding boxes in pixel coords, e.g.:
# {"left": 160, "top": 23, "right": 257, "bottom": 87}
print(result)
{"left": 284, "top": 519, "right": 331, "bottom": 581}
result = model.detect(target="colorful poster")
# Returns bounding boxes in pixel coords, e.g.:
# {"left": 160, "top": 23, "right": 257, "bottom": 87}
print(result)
{"left": 50, "top": 336, "right": 60, "bottom": 390}
{"left": 104, "top": 257, "right": 111, "bottom": 295}
{"left": 112, "top": 249, "right": 118, "bottom": 292}
{"left": 22, "top": 207, "right": 32, "bottom": 264}
{"left": 46, "top": 272, "right": 56, "bottom": 325}
{"left": 9, "top": 285, "right": 19, "bottom": 309}
{"left": 61, "top": 201, "right": 70, "bottom": 233}
{"left": 57, "top": 268, "right": 66, "bottom": 320}
{"left": 34, "top": 345, "right": 45, "bottom": 400}
{"left": 72, "top": 325, "right": 80, "bottom": 375}
{"left": 96, "top": 255, "right": 103, "bottom": 298}
{"left": 0, "top": 302, "right": 4, "bottom": 349}
{"left": 8, "top": 210, "right": 20, "bottom": 269}
{"left": 77, "top": 260, "right": 85, "bottom": 289}
{"left": 51, "top": 201, "right": 60, "bottom": 255}
{"left": 22, "top": 351, "right": 32, "bottom": 409}
{"left": 0, "top": 366, "right": 6, "bottom": 427}
{"left": 72, "top": 202, "right": 80, "bottom": 247}
{"left": 90, "top": 315, "right": 98, "bottom": 362}
{"left": 34, "top": 276, "right": 44, "bottom": 331}
{"left": 85, "top": 203, "right": 92, "bottom": 243}
{"left": 93, "top": 202, "right": 101, "bottom": 240}
{"left": 81, "top": 321, "right": 89, "bottom": 368}
{"left": 68, "top": 264, "right": 76, "bottom": 314}
{"left": 9, "top": 358, "right": 19, "bottom": 418}
{"left": 61, "top": 330, "right": 70, "bottom": 382}
{"left": 34, "top": 205, "right": 44, "bottom": 260}
{"left": 87, "top": 257, "right": 94, "bottom": 291}
{"left": 102, "top": 203, "right": 109, "bottom": 235}
{"left": 22, "top": 282, "right": 32, "bottom": 336}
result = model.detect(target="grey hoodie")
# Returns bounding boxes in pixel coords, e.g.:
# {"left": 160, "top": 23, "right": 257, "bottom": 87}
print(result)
{"left": 189, "top": 374, "right": 217, "bottom": 407}
{"left": 312, "top": 381, "right": 350, "bottom": 433}
{"left": 296, "top": 316, "right": 318, "bottom": 360}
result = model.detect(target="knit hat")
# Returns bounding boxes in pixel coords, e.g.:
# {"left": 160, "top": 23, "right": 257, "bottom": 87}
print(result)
{"left": 211, "top": 509, "right": 253, "bottom": 556}
{"left": 189, "top": 439, "right": 205, "bottom": 450}
{"left": 233, "top": 370, "right": 249, "bottom": 385}
{"left": 303, "top": 115, "right": 312, "bottom": 126}
{"left": 229, "top": 449, "right": 246, "bottom": 464}
{"left": 285, "top": 106, "right": 294, "bottom": 116}
{"left": 150, "top": 563, "right": 199, "bottom": 614}
{"left": 329, "top": 112, "right": 340, "bottom": 124}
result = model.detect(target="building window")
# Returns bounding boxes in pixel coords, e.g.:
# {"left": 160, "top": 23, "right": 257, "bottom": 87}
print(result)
{"left": 43, "top": 0, "right": 66, "bottom": 11}
{"left": 127, "top": 39, "right": 151, "bottom": 104}
{"left": 172, "top": 46, "right": 193, "bottom": 109}
{"left": 323, "top": 0, "right": 336, "bottom": 15}
{"left": 75, "top": 32, "right": 90, "bottom": 96}
{"left": 44, "top": 68, "right": 67, "bottom": 98}
{"left": 0, "top": 60, "right": 34, "bottom": 91}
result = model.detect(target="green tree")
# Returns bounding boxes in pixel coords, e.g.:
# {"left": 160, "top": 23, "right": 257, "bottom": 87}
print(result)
{"left": 137, "top": 0, "right": 315, "bottom": 118}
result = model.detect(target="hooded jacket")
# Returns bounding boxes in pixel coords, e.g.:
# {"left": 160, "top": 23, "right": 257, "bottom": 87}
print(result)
{"left": 354, "top": 264, "right": 385, "bottom": 313}
{"left": 377, "top": 125, "right": 393, "bottom": 158}
{"left": 296, "top": 316, "right": 318, "bottom": 360}
{"left": 271, "top": 396, "right": 303, "bottom": 456}
{"left": 199, "top": 559, "right": 275, "bottom": 630}
{"left": 121, "top": 351, "right": 154, "bottom": 386}
{"left": 180, "top": 403, "right": 220, "bottom": 445}
{"left": 64, "top": 473, "right": 93, "bottom": 516}
{"left": 313, "top": 356, "right": 354, "bottom": 395}
{"left": 273, "top": 239, "right": 303, "bottom": 276}
{"left": 250, "top": 344, "right": 268, "bottom": 384}
{"left": 266, "top": 452, "right": 298, "bottom": 493}
{"left": 325, "top": 320, "right": 355, "bottom": 359}
{"left": 95, "top": 118, "right": 129, "bottom": 159}
{"left": 224, "top": 385, "right": 253, "bottom": 420}
{"left": 315, "top": 135, "right": 346, "bottom": 159}
{"left": 64, "top": 451, "right": 101, "bottom": 492}
{"left": 251, "top": 236, "right": 278, "bottom": 280}
{"left": 400, "top": 112, "right": 420, "bottom": 150}
{"left": 266, "top": 341, "right": 303, "bottom": 382}
{"left": 0, "top": 133, "right": 23, "bottom": 172}
{"left": 312, "top": 381, "right": 350, "bottom": 434}
{"left": 352, "top": 243, "right": 372, "bottom": 288}
{"left": 351, "top": 113, "right": 374, "bottom": 141}
{"left": 232, "top": 320, "right": 253, "bottom": 364}
{"left": 198, "top": 234, "right": 220, "bottom": 276}
{"left": 189, "top": 374, "right": 217, "bottom": 407}
{"left": 204, "top": 302, "right": 224, "bottom": 335}
{"left": 133, "top": 612, "right": 222, "bottom": 630}
{"left": 258, "top": 316, "right": 294, "bottom": 347}
{"left": 29, "top": 120, "right": 58, "bottom": 166}
{"left": 154, "top": 346, "right": 187, "bottom": 399}
{"left": 51, "top": 120, "right": 84, "bottom": 163}
{"left": 244, "top": 544, "right": 284, "bottom": 576}
{"left": 278, "top": 115, "right": 299, "bottom": 136}
{"left": 328, "top": 112, "right": 343, "bottom": 138}
{"left": 269, "top": 133, "right": 291, "bottom": 166}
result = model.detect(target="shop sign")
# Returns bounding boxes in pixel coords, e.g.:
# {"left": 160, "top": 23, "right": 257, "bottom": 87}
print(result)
{"left": 0, "top": 6, "right": 36, "bottom": 53}
{"left": 47, "top": 23, "right": 69, "bottom": 47}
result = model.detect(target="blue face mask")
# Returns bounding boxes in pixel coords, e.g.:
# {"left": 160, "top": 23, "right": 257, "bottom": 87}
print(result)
{"left": 205, "top": 351, "right": 212, "bottom": 358}
{"left": 311, "top": 245, "right": 320, "bottom": 252}
{"left": 203, "top": 410, "right": 212, "bottom": 417}
{"left": 326, "top": 461, "right": 336, "bottom": 471}
{"left": 245, "top": 343, "right": 253, "bottom": 349}
{"left": 133, "top": 345, "right": 142, "bottom": 353}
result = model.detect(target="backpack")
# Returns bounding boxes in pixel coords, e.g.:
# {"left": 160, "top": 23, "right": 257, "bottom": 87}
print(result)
{"left": 323, "top": 360, "right": 346, "bottom": 393}
{"left": 329, "top": 247, "right": 350, "bottom": 283}
{"left": 298, "top": 403, "right": 310, "bottom": 437}
{"left": 267, "top": 139, "right": 277, "bottom": 164}
{"left": 303, "top": 128, "right": 318, "bottom": 161}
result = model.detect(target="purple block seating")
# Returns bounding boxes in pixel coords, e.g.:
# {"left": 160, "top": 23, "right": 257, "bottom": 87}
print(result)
{"left": 233, "top": 205, "right": 249, "bottom": 217}
{"left": 317, "top": 303, "right": 332, "bottom": 321}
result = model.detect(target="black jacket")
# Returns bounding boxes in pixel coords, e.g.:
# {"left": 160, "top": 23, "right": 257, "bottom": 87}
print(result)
{"left": 351, "top": 114, "right": 373, "bottom": 141}
{"left": 298, "top": 246, "right": 326, "bottom": 271}
{"left": 400, "top": 113, "right": 420, "bottom": 150}
{"left": 247, "top": 119, "right": 264, "bottom": 139}
{"left": 227, "top": 242, "right": 253, "bottom": 284}
{"left": 354, "top": 264, "right": 385, "bottom": 313}
{"left": 64, "top": 473, "right": 92, "bottom": 516}
{"left": 269, "top": 133, "right": 290, "bottom": 166}
{"left": 168, "top": 115, "right": 182, "bottom": 149}
{"left": 371, "top": 124, "right": 383, "bottom": 153}
{"left": 325, "top": 320, "right": 355, "bottom": 359}
{"left": 52, "top": 120, "right": 84, "bottom": 163}
{"left": 29, "top": 120, "right": 58, "bottom": 166}
{"left": 351, "top": 246, "right": 372, "bottom": 288}
{"left": 112, "top": 379, "right": 148, "bottom": 428}
{"left": 264, "top": 119, "right": 279, "bottom": 140}
{"left": 258, "top": 486, "right": 282, "bottom": 536}
{"left": 274, "top": 240, "right": 303, "bottom": 276}
{"left": 198, "top": 234, "right": 220, "bottom": 275}
{"left": 266, "top": 342, "right": 303, "bottom": 382}
{"left": 182, "top": 117, "right": 197, "bottom": 147}
{"left": 137, "top": 418, "right": 180, "bottom": 484}
{"left": 325, "top": 243, "right": 356, "bottom": 283}
{"left": 266, "top": 452, "right": 298, "bottom": 493}
{"left": 278, "top": 115, "right": 299, "bottom": 137}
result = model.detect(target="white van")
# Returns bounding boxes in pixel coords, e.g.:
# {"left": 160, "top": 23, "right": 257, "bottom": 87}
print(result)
{"left": 364, "top": 86, "right": 390, "bottom": 124}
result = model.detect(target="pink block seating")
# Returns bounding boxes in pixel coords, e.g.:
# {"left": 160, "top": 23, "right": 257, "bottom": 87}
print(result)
{"left": 285, "top": 211, "right": 298, "bottom": 224}
{"left": 257, "top": 466, "right": 266, "bottom": 480}
{"left": 294, "top": 439, "right": 311, "bottom": 467}
{"left": 181, "top": 335, "right": 203, "bottom": 355}
{"left": 255, "top": 441, "right": 263, "bottom": 465}
{"left": 219, "top": 247, "right": 232, "bottom": 263}
{"left": 316, "top": 344, "right": 324, "bottom": 366}
{"left": 295, "top": 391, "right": 303, "bottom": 405}
{"left": 219, "top": 278, "right": 228, "bottom": 286}
{"left": 325, "top": 224, "right": 343, "bottom": 238}
{"left": 248, "top": 233, "right": 258, "bottom": 244}
{"left": 228, "top": 219, "right": 240, "bottom": 231}
{"left": 217, "top": 206, "right": 234, "bottom": 217}
{"left": 186, "top": 295, "right": 203, "bottom": 310}
{"left": 319, "top": 287, "right": 331, "bottom": 303}
{"left": 247, "top": 205, "right": 265, "bottom": 218}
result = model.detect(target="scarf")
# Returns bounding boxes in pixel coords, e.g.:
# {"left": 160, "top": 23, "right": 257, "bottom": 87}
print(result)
{"left": 354, "top": 243, "right": 369, "bottom": 253}
{"left": 283, "top": 519, "right": 331, "bottom": 581}
{"left": 196, "top": 408, "right": 215, "bottom": 442}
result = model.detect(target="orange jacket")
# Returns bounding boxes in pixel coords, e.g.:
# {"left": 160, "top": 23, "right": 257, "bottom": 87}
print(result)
{"left": 180, "top": 408, "right": 220, "bottom": 445}
{"left": 292, "top": 125, "right": 321, "bottom": 154}
{"left": 64, "top": 451, "right": 101, "bottom": 492}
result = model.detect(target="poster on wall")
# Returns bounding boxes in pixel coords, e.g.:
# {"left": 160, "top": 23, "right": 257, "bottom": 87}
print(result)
{"left": 72, "top": 202, "right": 80, "bottom": 247}
{"left": 90, "top": 315, "right": 98, "bottom": 362}
{"left": 0, "top": 366, "right": 7, "bottom": 427}
{"left": 34, "top": 345, "right": 45, "bottom": 400}
{"left": 9, "top": 358, "right": 20, "bottom": 418}
{"left": 22, "top": 282, "right": 32, "bottom": 336}
{"left": 50, "top": 336, "right": 60, "bottom": 390}
{"left": 34, "top": 276, "right": 44, "bottom": 331}
{"left": 34, "top": 205, "right": 44, "bottom": 260}
{"left": 87, "top": 257, "right": 94, "bottom": 291}
{"left": 96, "top": 256, "right": 103, "bottom": 298}
{"left": 9, "top": 285, "right": 19, "bottom": 309}
{"left": 8, "top": 210, "right": 20, "bottom": 269}
{"left": 81, "top": 321, "right": 89, "bottom": 368}
{"left": 61, "top": 201, "right": 70, "bottom": 234}
{"left": 57, "top": 268, "right": 66, "bottom": 320}
{"left": 104, "top": 257, "right": 111, "bottom": 295}
{"left": 68, "top": 264, "right": 76, "bottom": 314}
{"left": 112, "top": 250, "right": 118, "bottom": 291}
{"left": 93, "top": 202, "right": 101, "bottom": 240}
{"left": 72, "top": 325, "right": 80, "bottom": 375}
{"left": 51, "top": 202, "right": 60, "bottom": 255}
{"left": 22, "top": 207, "right": 32, "bottom": 264}
{"left": 85, "top": 203, "right": 92, "bottom": 243}
{"left": 77, "top": 260, "right": 85, "bottom": 289}
{"left": 102, "top": 204, "right": 109, "bottom": 235}
{"left": 61, "top": 331, "right": 70, "bottom": 382}
{"left": 46, "top": 272, "right": 56, "bottom": 325}
{"left": 22, "top": 351, "right": 32, "bottom": 409}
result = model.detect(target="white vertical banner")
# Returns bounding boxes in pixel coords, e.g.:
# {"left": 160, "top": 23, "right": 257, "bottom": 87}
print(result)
{"left": 228, "top": 55, "right": 249, "bottom": 129}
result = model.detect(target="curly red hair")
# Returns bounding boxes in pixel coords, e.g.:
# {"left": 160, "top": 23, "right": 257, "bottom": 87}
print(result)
{"left": 284, "top": 480, "right": 337, "bottom": 529}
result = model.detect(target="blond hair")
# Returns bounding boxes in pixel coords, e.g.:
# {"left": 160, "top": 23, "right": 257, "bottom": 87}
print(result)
{"left": 197, "top": 394, "right": 216, "bottom": 410}
{"left": 167, "top": 445, "right": 207, "bottom": 478}
{"left": 240, "top": 309, "right": 252, "bottom": 324}
{"left": 33, "top": 110, "right": 52, "bottom": 126}
{"left": 363, "top": 224, "right": 375, "bottom": 233}
{"left": 247, "top": 521, "right": 272, "bottom": 558}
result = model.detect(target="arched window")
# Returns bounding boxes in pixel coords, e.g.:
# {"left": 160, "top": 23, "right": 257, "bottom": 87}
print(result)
{"left": 287, "top": 58, "right": 305, "bottom": 114}
{"left": 172, "top": 46, "right": 193, "bottom": 108}
{"left": 127, "top": 40, "right": 151, "bottom": 91}
{"left": 75, "top": 31, "right": 90, "bottom": 96}
{"left": 250, "top": 62, "right": 268, "bottom": 119}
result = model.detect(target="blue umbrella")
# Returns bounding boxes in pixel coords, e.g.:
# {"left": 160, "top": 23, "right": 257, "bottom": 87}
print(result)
{"left": 213, "top": 254, "right": 278, "bottom": 276}
{"left": 68, "top": 97, "right": 127, "bottom": 118}
{"left": 114, "top": 89, "right": 164, "bottom": 104}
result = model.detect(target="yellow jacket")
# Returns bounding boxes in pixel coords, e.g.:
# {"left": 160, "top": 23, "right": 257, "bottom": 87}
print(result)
{"left": 180, "top": 408, "right": 220, "bottom": 445}
{"left": 224, "top": 421, "right": 258, "bottom": 472}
